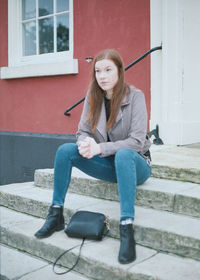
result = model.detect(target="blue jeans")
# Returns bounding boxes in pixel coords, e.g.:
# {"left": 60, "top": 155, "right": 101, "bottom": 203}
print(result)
{"left": 52, "top": 143, "right": 152, "bottom": 221}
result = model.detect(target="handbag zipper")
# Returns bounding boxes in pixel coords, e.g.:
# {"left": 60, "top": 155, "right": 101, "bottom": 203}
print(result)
{"left": 104, "top": 216, "right": 110, "bottom": 231}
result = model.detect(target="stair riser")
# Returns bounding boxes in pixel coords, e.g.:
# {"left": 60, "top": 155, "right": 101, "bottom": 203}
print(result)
{"left": 0, "top": 227, "right": 152, "bottom": 280}
{"left": 135, "top": 226, "right": 200, "bottom": 261}
{"left": 34, "top": 172, "right": 200, "bottom": 218}
{"left": 173, "top": 196, "right": 200, "bottom": 218}
{"left": 34, "top": 164, "right": 200, "bottom": 185}
{"left": 152, "top": 165, "right": 200, "bottom": 184}
{"left": 1, "top": 192, "right": 200, "bottom": 261}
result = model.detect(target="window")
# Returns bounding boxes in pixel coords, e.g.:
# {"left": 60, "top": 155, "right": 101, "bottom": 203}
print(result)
{"left": 1, "top": 0, "right": 78, "bottom": 79}
{"left": 22, "top": 0, "right": 70, "bottom": 56}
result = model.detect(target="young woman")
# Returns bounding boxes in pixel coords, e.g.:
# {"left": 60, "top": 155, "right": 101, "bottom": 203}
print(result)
{"left": 35, "top": 49, "right": 152, "bottom": 264}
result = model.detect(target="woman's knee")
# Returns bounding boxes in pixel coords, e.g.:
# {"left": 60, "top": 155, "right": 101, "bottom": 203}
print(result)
{"left": 115, "top": 148, "right": 137, "bottom": 163}
{"left": 56, "top": 143, "right": 78, "bottom": 158}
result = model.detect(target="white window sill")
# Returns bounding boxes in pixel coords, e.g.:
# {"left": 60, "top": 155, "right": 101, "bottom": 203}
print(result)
{"left": 0, "top": 59, "right": 78, "bottom": 79}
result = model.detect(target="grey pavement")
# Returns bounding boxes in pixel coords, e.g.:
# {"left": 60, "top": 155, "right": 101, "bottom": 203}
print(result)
{"left": 0, "top": 244, "right": 90, "bottom": 280}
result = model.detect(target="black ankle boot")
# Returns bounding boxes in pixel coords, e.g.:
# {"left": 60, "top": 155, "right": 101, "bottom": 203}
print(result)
{"left": 118, "top": 224, "right": 136, "bottom": 264}
{"left": 35, "top": 206, "right": 64, "bottom": 239}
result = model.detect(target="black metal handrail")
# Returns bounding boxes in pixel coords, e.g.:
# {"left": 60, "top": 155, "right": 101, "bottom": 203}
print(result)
{"left": 64, "top": 45, "right": 162, "bottom": 116}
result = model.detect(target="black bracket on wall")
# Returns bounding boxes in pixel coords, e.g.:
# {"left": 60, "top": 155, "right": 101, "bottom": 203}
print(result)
{"left": 148, "top": 125, "right": 164, "bottom": 145}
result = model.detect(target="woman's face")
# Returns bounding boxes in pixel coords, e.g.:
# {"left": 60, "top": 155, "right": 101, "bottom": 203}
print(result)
{"left": 95, "top": 59, "right": 119, "bottom": 98}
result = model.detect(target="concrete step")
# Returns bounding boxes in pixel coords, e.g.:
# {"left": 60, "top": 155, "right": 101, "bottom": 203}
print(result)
{"left": 34, "top": 168, "right": 200, "bottom": 218}
{"left": 0, "top": 244, "right": 91, "bottom": 280}
{"left": 151, "top": 145, "right": 200, "bottom": 183}
{"left": 1, "top": 182, "right": 200, "bottom": 261}
{"left": 1, "top": 207, "right": 200, "bottom": 280}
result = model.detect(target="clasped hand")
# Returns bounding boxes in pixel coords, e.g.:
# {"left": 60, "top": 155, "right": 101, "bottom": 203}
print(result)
{"left": 78, "top": 137, "right": 101, "bottom": 159}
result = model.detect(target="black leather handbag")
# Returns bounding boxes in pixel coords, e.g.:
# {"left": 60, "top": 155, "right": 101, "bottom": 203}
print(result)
{"left": 53, "top": 210, "right": 109, "bottom": 275}
{"left": 65, "top": 210, "right": 109, "bottom": 240}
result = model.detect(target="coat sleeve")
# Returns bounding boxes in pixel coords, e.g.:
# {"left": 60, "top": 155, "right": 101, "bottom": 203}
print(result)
{"left": 99, "top": 90, "right": 148, "bottom": 157}
{"left": 76, "top": 92, "right": 93, "bottom": 142}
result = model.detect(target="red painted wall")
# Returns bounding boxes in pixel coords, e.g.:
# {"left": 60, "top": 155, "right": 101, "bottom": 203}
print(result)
{"left": 0, "top": 0, "right": 150, "bottom": 134}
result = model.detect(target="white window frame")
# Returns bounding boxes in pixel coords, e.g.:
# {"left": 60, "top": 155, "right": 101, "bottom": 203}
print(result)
{"left": 1, "top": 0, "right": 78, "bottom": 79}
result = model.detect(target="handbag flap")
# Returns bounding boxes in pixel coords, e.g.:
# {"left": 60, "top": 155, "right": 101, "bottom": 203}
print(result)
{"left": 65, "top": 210, "right": 107, "bottom": 240}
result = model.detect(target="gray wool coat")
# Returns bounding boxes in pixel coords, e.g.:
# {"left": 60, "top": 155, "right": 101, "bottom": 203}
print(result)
{"left": 76, "top": 85, "right": 151, "bottom": 158}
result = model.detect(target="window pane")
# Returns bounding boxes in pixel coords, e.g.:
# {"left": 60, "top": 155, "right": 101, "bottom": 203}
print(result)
{"left": 56, "top": 0, "right": 69, "bottom": 13}
{"left": 22, "top": 0, "right": 36, "bottom": 20}
{"left": 39, "top": 0, "right": 53, "bottom": 17}
{"left": 39, "top": 17, "right": 54, "bottom": 54}
{"left": 22, "top": 21, "right": 36, "bottom": 56}
{"left": 57, "top": 14, "right": 69, "bottom": 52}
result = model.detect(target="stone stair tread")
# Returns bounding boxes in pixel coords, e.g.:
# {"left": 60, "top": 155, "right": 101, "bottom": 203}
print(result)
{"left": 33, "top": 143, "right": 200, "bottom": 172}
{"left": 1, "top": 206, "right": 200, "bottom": 280}
{"left": 34, "top": 144, "right": 200, "bottom": 185}
{"left": 34, "top": 168, "right": 200, "bottom": 218}
{"left": 35, "top": 167, "right": 200, "bottom": 197}
{"left": 150, "top": 145, "right": 200, "bottom": 170}
{"left": 1, "top": 182, "right": 200, "bottom": 241}
{"left": 0, "top": 244, "right": 90, "bottom": 280}
{"left": 151, "top": 145, "right": 200, "bottom": 183}
{"left": 143, "top": 177, "right": 200, "bottom": 196}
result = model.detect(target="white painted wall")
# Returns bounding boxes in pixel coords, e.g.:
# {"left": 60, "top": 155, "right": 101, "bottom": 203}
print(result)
{"left": 150, "top": 0, "right": 200, "bottom": 145}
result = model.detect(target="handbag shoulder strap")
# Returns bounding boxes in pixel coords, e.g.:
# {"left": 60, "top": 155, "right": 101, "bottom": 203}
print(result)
{"left": 53, "top": 238, "right": 85, "bottom": 275}
{"left": 53, "top": 217, "right": 109, "bottom": 275}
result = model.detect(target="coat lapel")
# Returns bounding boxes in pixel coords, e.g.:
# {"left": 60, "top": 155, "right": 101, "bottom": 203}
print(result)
{"left": 113, "top": 93, "right": 130, "bottom": 126}
{"left": 96, "top": 99, "right": 107, "bottom": 141}
{"left": 96, "top": 91, "right": 131, "bottom": 140}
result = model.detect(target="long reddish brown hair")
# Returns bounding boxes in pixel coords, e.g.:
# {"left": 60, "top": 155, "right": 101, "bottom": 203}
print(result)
{"left": 88, "top": 49, "right": 128, "bottom": 133}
